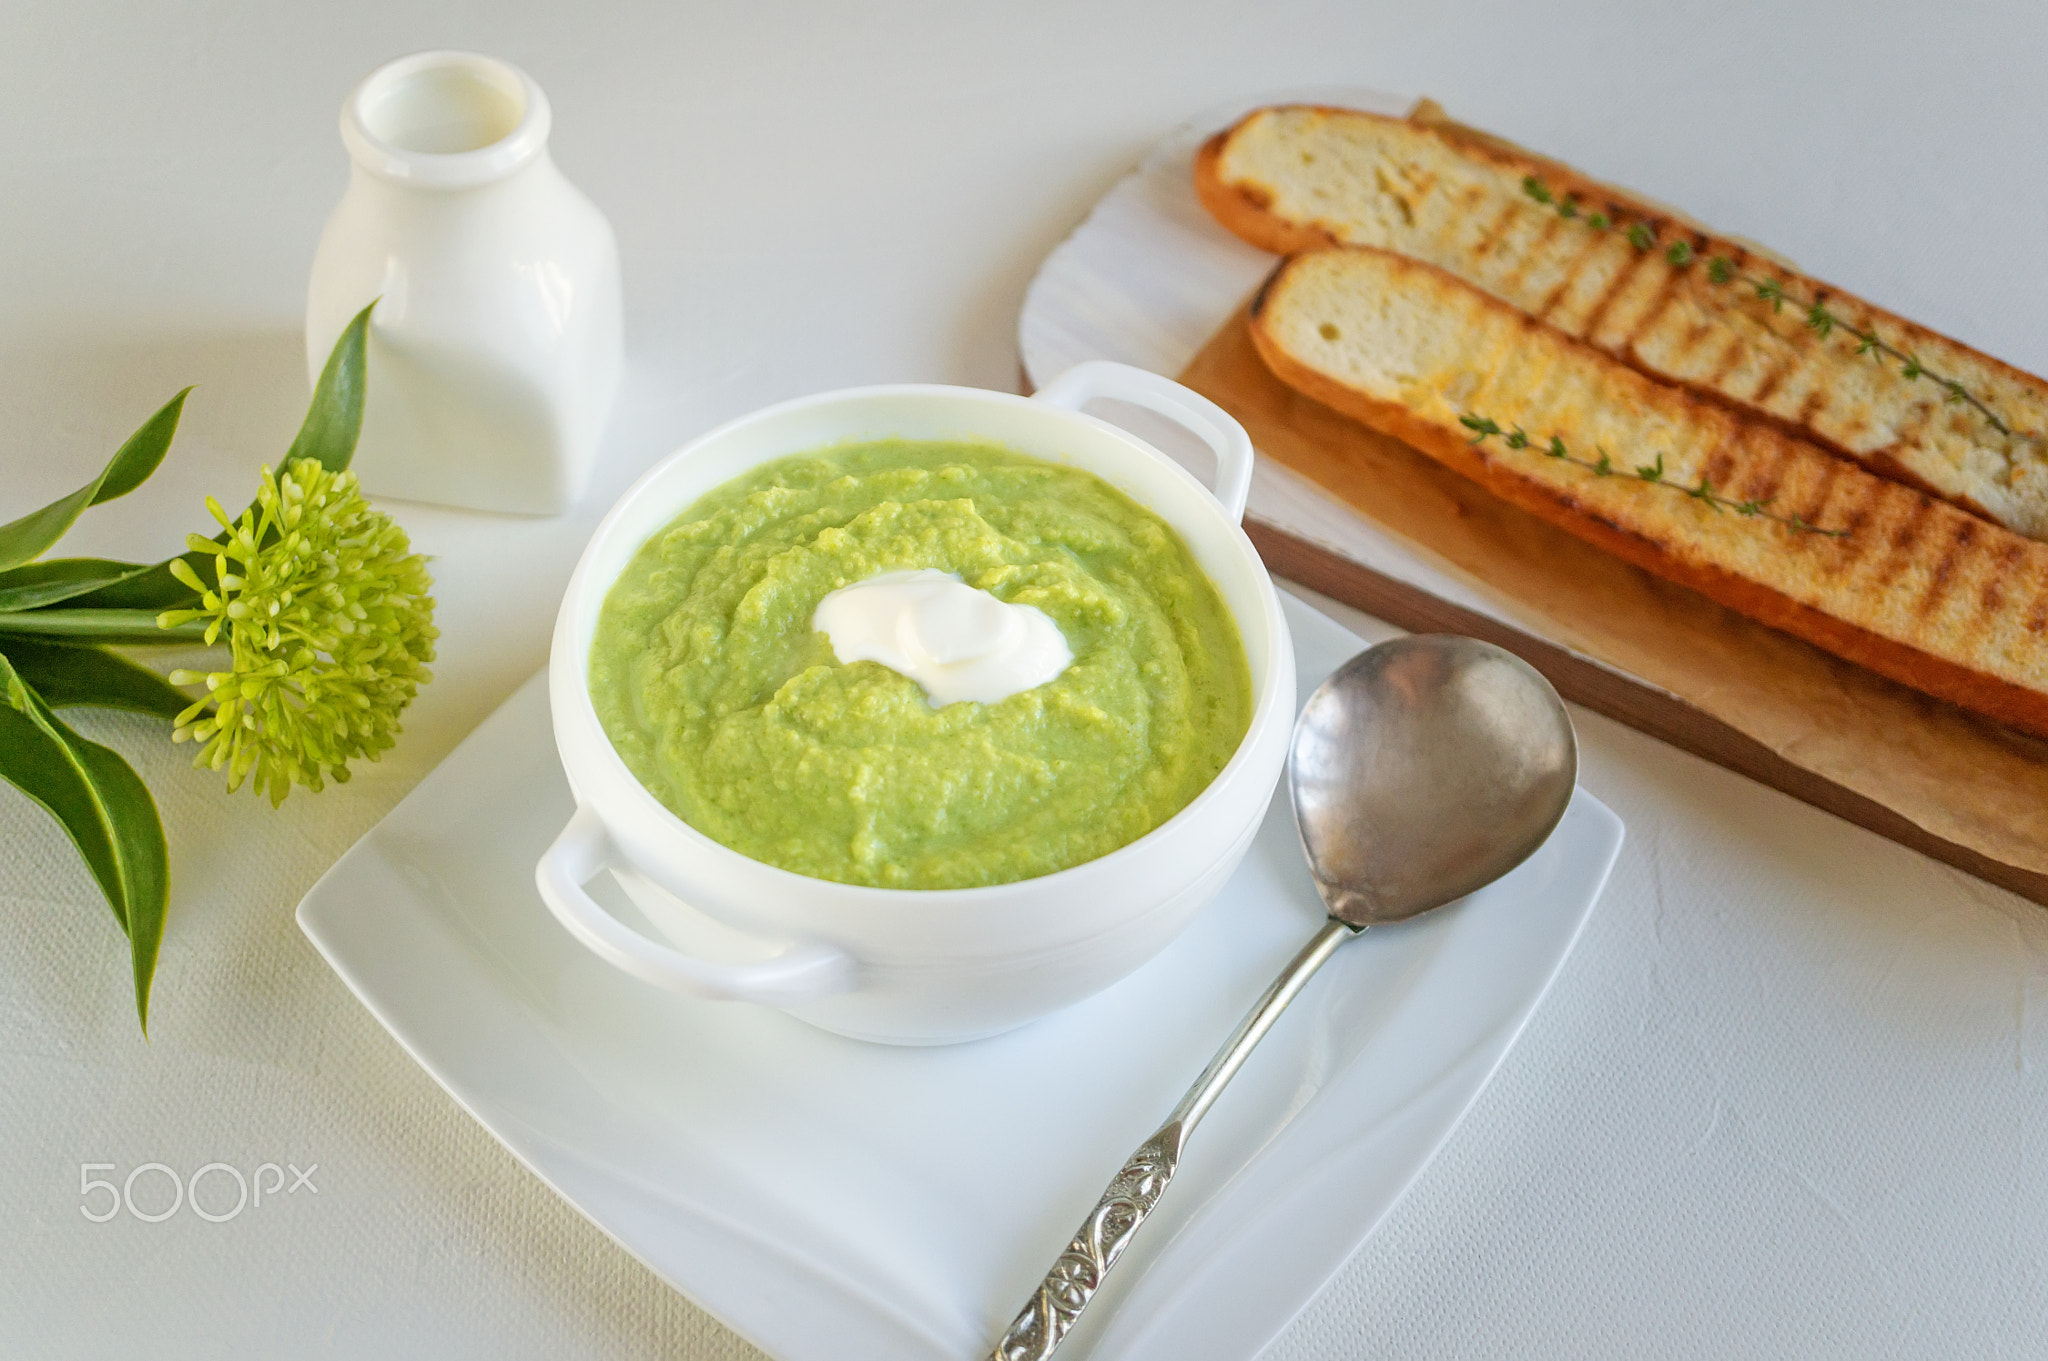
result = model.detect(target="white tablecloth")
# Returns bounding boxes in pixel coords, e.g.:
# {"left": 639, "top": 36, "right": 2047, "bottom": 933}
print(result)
{"left": 5, "top": 2, "right": 2047, "bottom": 1356}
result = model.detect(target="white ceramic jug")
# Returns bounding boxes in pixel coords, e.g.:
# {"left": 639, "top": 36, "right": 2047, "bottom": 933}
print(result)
{"left": 305, "top": 51, "right": 622, "bottom": 515}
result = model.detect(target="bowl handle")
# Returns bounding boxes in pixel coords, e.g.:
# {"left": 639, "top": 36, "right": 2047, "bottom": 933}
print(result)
{"left": 1033, "top": 360, "right": 1254, "bottom": 522}
{"left": 535, "top": 806, "right": 855, "bottom": 1003}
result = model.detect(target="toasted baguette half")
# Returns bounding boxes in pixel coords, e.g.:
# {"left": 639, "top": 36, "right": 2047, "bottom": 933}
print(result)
{"left": 1199, "top": 105, "right": 2048, "bottom": 541}
{"left": 1249, "top": 246, "right": 2048, "bottom": 736}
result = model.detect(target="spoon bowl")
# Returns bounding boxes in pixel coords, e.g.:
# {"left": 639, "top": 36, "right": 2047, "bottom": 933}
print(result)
{"left": 1291, "top": 634, "right": 1578, "bottom": 926}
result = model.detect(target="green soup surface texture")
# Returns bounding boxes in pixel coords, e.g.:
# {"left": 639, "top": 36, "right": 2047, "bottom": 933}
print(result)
{"left": 588, "top": 439, "right": 1253, "bottom": 889}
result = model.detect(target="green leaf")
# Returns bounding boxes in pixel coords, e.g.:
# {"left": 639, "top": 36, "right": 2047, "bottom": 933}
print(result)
{"left": 0, "top": 609, "right": 209, "bottom": 645}
{"left": 285, "top": 300, "right": 376, "bottom": 473}
{"left": 2, "top": 640, "right": 193, "bottom": 721}
{"left": 45, "top": 556, "right": 203, "bottom": 614}
{"left": 0, "top": 558, "right": 155, "bottom": 613}
{"left": 0, "top": 652, "right": 168, "bottom": 1031}
{"left": 0, "top": 389, "right": 190, "bottom": 574}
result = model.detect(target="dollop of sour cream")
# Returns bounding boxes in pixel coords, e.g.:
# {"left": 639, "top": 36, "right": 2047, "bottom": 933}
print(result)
{"left": 812, "top": 569, "right": 1073, "bottom": 706}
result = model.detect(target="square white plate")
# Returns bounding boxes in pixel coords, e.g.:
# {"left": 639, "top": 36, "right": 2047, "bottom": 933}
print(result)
{"left": 298, "top": 592, "right": 1621, "bottom": 1361}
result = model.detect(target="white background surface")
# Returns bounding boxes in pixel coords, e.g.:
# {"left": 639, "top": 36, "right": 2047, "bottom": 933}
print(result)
{"left": 3, "top": 2, "right": 2047, "bottom": 1357}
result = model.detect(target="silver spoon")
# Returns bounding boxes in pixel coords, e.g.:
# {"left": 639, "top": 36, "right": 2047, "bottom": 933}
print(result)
{"left": 988, "top": 633, "right": 1578, "bottom": 1360}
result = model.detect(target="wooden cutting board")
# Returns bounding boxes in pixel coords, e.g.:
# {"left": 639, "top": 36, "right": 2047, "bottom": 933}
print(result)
{"left": 1179, "top": 303, "right": 2048, "bottom": 905}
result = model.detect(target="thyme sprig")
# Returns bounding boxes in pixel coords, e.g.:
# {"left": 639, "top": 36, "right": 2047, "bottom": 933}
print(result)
{"left": 1458, "top": 413, "right": 1848, "bottom": 537}
{"left": 1518, "top": 174, "right": 2018, "bottom": 440}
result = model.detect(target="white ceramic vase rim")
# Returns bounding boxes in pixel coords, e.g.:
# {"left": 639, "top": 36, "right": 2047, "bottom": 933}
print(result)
{"left": 340, "top": 50, "right": 552, "bottom": 190}
{"left": 556, "top": 379, "right": 1291, "bottom": 916}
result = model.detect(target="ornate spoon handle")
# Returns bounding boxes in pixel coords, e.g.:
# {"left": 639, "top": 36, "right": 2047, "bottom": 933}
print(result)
{"left": 988, "top": 918, "right": 1357, "bottom": 1360}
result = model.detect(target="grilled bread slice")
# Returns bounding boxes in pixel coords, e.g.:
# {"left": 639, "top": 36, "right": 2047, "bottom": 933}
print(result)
{"left": 1249, "top": 246, "right": 2048, "bottom": 736}
{"left": 1199, "top": 105, "right": 2048, "bottom": 541}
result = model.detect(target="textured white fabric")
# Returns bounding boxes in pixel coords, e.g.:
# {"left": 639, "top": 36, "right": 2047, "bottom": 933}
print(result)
{"left": 3, "top": 1, "right": 2047, "bottom": 1356}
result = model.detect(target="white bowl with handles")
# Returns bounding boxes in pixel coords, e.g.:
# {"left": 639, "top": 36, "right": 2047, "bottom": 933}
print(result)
{"left": 536, "top": 361, "right": 1295, "bottom": 1044}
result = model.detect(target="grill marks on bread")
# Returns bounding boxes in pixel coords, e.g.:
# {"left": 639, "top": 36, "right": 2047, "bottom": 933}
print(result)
{"left": 1247, "top": 248, "right": 2048, "bottom": 735}
{"left": 1198, "top": 105, "right": 2048, "bottom": 540}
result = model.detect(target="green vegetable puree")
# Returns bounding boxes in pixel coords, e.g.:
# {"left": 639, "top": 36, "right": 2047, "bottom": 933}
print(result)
{"left": 588, "top": 439, "right": 1252, "bottom": 889}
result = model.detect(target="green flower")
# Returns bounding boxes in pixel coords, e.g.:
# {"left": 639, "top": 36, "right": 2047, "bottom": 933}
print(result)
{"left": 158, "top": 458, "right": 436, "bottom": 804}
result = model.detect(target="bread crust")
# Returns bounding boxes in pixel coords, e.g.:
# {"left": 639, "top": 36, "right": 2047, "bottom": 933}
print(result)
{"left": 1203, "top": 103, "right": 2048, "bottom": 398}
{"left": 1192, "top": 129, "right": 1340, "bottom": 257}
{"left": 1248, "top": 248, "right": 2048, "bottom": 738}
{"left": 1201, "top": 104, "right": 2048, "bottom": 542}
